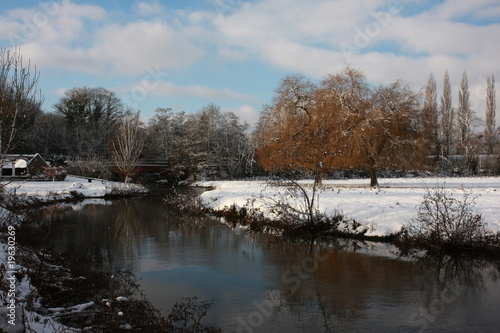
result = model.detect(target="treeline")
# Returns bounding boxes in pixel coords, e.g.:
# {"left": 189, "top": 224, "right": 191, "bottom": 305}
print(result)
{"left": 254, "top": 68, "right": 498, "bottom": 187}
{"left": 5, "top": 89, "right": 254, "bottom": 181}
{"left": 1, "top": 47, "right": 498, "bottom": 183}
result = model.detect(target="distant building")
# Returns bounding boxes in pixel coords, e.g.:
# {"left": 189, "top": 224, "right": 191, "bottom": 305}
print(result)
{"left": 1, "top": 154, "right": 49, "bottom": 178}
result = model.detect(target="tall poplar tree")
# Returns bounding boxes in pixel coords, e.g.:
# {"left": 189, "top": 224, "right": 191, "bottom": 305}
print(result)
{"left": 423, "top": 73, "right": 439, "bottom": 156}
{"left": 485, "top": 75, "right": 496, "bottom": 154}
{"left": 440, "top": 70, "right": 454, "bottom": 156}
{"left": 457, "top": 71, "right": 477, "bottom": 173}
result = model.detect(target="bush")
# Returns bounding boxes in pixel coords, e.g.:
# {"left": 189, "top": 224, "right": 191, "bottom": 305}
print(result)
{"left": 42, "top": 165, "right": 67, "bottom": 181}
{"left": 407, "top": 187, "right": 486, "bottom": 249}
{"left": 67, "top": 155, "right": 112, "bottom": 180}
{"left": 163, "top": 190, "right": 207, "bottom": 215}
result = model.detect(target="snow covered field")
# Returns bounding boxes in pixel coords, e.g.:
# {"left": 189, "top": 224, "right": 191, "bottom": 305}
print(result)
{"left": 1, "top": 175, "right": 147, "bottom": 202}
{"left": 199, "top": 177, "right": 500, "bottom": 237}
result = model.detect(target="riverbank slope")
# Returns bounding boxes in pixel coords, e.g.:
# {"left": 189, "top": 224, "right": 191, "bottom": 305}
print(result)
{"left": 0, "top": 176, "right": 148, "bottom": 332}
{"left": 198, "top": 177, "right": 500, "bottom": 237}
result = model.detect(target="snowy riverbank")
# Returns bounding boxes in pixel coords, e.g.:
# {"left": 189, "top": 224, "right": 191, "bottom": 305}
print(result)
{"left": 1, "top": 175, "right": 148, "bottom": 203}
{"left": 198, "top": 177, "right": 500, "bottom": 237}
{"left": 0, "top": 176, "right": 148, "bottom": 332}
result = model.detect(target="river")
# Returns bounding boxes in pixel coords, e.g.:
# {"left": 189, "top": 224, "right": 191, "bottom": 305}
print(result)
{"left": 43, "top": 188, "right": 500, "bottom": 332}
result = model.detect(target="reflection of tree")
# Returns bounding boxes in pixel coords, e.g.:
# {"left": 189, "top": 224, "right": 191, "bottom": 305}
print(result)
{"left": 253, "top": 237, "right": 500, "bottom": 332}
{"left": 412, "top": 253, "right": 500, "bottom": 298}
{"left": 402, "top": 254, "right": 500, "bottom": 332}
{"left": 109, "top": 199, "right": 145, "bottom": 269}
{"left": 253, "top": 239, "right": 404, "bottom": 329}
{"left": 110, "top": 200, "right": 143, "bottom": 241}
{"left": 43, "top": 201, "right": 135, "bottom": 272}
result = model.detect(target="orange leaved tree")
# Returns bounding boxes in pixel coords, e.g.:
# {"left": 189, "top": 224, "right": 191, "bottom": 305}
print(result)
{"left": 255, "top": 72, "right": 355, "bottom": 224}
{"left": 351, "top": 80, "right": 426, "bottom": 187}
{"left": 256, "top": 67, "right": 426, "bottom": 192}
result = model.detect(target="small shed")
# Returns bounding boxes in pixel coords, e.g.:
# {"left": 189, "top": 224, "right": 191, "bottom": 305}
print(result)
{"left": 1, "top": 154, "right": 49, "bottom": 178}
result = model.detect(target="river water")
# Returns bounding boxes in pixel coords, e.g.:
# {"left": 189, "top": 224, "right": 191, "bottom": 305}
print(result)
{"left": 44, "top": 188, "right": 500, "bottom": 332}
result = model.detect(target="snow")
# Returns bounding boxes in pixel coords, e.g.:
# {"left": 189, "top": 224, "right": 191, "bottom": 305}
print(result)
{"left": 0, "top": 175, "right": 147, "bottom": 332}
{"left": 48, "top": 301, "right": 95, "bottom": 315}
{"left": 0, "top": 206, "right": 22, "bottom": 227}
{"left": 0, "top": 238, "right": 99, "bottom": 332}
{"left": 1, "top": 175, "right": 148, "bottom": 202}
{"left": 198, "top": 177, "right": 500, "bottom": 237}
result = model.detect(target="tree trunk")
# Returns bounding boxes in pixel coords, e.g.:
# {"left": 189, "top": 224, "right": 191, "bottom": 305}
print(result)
{"left": 314, "top": 168, "right": 323, "bottom": 187}
{"left": 370, "top": 166, "right": 378, "bottom": 188}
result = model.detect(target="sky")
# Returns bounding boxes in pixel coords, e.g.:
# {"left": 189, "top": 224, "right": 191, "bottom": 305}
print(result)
{"left": 1, "top": 0, "right": 499, "bottom": 126}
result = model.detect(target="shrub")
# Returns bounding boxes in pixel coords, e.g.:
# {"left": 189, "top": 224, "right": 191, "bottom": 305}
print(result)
{"left": 67, "top": 155, "right": 112, "bottom": 180}
{"left": 408, "top": 187, "right": 486, "bottom": 249}
{"left": 163, "top": 190, "right": 207, "bottom": 215}
{"left": 42, "top": 166, "right": 67, "bottom": 181}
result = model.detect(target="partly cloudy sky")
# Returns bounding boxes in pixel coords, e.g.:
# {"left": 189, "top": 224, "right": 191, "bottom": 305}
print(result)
{"left": 1, "top": 0, "right": 499, "bottom": 124}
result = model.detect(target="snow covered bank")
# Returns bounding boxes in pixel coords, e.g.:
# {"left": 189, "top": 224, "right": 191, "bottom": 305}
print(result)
{"left": 0, "top": 240, "right": 79, "bottom": 332}
{"left": 198, "top": 177, "right": 500, "bottom": 237}
{"left": 1, "top": 175, "right": 148, "bottom": 203}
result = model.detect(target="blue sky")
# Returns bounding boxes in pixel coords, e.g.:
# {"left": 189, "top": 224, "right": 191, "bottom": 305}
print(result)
{"left": 1, "top": 0, "right": 499, "bottom": 125}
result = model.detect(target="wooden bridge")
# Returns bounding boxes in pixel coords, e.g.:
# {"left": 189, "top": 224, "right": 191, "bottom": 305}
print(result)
{"left": 109, "top": 161, "right": 174, "bottom": 179}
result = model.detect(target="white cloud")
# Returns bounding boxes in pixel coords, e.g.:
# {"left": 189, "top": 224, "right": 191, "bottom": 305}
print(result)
{"left": 207, "top": 0, "right": 500, "bottom": 105}
{"left": 1, "top": 2, "right": 204, "bottom": 77}
{"left": 134, "top": 2, "right": 165, "bottom": 16}
{"left": 93, "top": 20, "right": 205, "bottom": 75}
{"left": 3, "top": 1, "right": 106, "bottom": 46}
{"left": 19, "top": 42, "right": 104, "bottom": 73}
{"left": 224, "top": 105, "right": 260, "bottom": 125}
{"left": 261, "top": 40, "right": 347, "bottom": 78}
{"left": 152, "top": 81, "right": 257, "bottom": 101}
{"left": 382, "top": 16, "right": 499, "bottom": 57}
{"left": 2, "top": 0, "right": 499, "bottom": 122}
{"left": 53, "top": 87, "right": 69, "bottom": 97}
{"left": 431, "top": 0, "right": 500, "bottom": 20}
{"left": 475, "top": 4, "right": 500, "bottom": 19}
{"left": 116, "top": 80, "right": 258, "bottom": 104}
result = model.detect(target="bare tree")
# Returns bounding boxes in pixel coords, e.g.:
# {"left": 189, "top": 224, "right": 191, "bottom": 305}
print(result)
{"left": 485, "top": 75, "right": 496, "bottom": 154}
{"left": 54, "top": 86, "right": 124, "bottom": 156}
{"left": 28, "top": 112, "right": 68, "bottom": 156}
{"left": 217, "top": 111, "right": 253, "bottom": 178}
{"left": 356, "top": 80, "right": 425, "bottom": 187}
{"left": 423, "top": 73, "right": 440, "bottom": 156}
{"left": 112, "top": 112, "right": 145, "bottom": 183}
{"left": 147, "top": 107, "right": 175, "bottom": 160}
{"left": 0, "top": 47, "right": 42, "bottom": 166}
{"left": 440, "top": 70, "right": 454, "bottom": 156}
{"left": 457, "top": 71, "right": 478, "bottom": 173}
{"left": 177, "top": 103, "right": 253, "bottom": 179}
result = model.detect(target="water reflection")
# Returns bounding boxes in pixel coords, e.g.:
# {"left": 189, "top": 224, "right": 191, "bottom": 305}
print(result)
{"left": 44, "top": 193, "right": 500, "bottom": 333}
{"left": 245, "top": 238, "right": 500, "bottom": 332}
